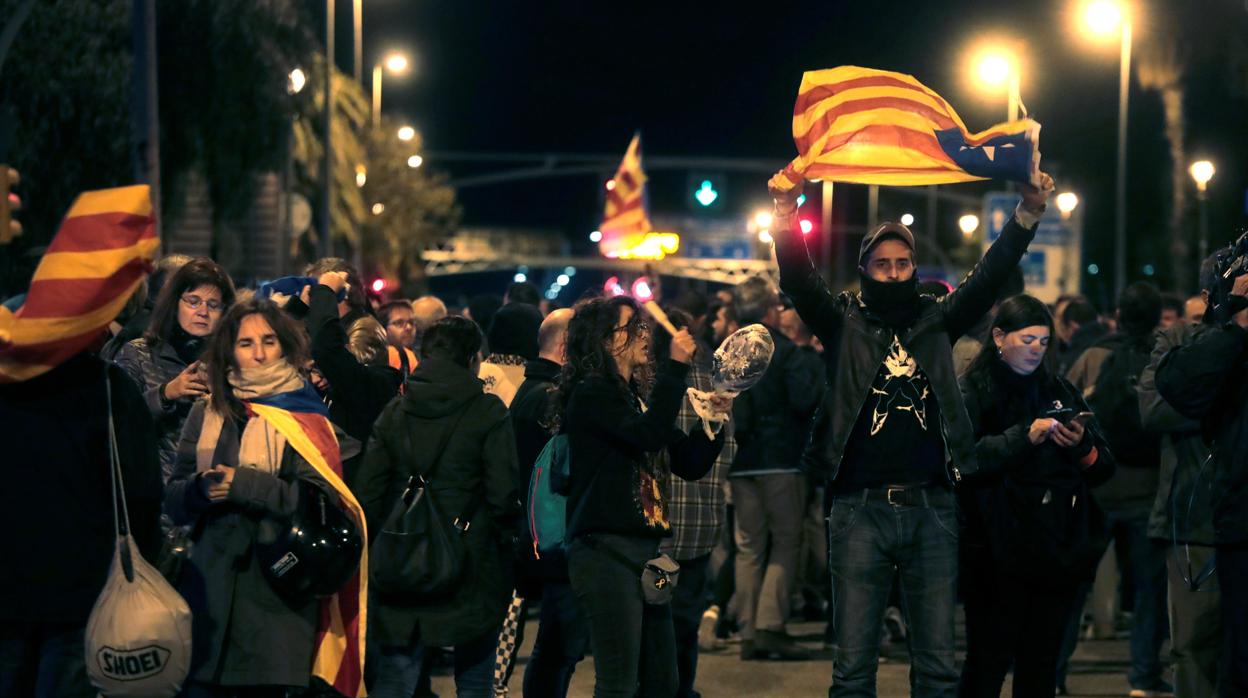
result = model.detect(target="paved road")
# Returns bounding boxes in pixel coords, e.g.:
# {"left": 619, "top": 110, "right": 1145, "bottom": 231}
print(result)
{"left": 434, "top": 619, "right": 1142, "bottom": 697}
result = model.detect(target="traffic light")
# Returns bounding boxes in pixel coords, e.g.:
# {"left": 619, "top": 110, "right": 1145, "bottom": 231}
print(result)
{"left": 687, "top": 172, "right": 725, "bottom": 212}
{"left": 0, "top": 166, "right": 20, "bottom": 245}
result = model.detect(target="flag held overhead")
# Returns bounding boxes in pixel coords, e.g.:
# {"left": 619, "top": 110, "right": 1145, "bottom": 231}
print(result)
{"left": 770, "top": 66, "right": 1041, "bottom": 192}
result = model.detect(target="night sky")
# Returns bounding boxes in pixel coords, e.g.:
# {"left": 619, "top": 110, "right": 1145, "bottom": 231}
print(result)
{"left": 349, "top": 1, "right": 1248, "bottom": 303}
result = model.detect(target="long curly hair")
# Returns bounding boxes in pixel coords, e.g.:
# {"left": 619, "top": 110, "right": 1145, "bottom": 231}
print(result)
{"left": 550, "top": 295, "right": 653, "bottom": 429}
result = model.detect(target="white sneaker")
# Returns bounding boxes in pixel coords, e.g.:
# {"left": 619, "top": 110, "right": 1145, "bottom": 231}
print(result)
{"left": 698, "top": 605, "right": 721, "bottom": 652}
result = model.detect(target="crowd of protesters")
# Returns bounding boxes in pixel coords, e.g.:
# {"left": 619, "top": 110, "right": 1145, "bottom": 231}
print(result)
{"left": 3, "top": 170, "right": 1248, "bottom": 698}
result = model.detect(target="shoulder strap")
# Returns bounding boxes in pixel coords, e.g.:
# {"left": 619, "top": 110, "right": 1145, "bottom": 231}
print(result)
{"left": 405, "top": 393, "right": 482, "bottom": 486}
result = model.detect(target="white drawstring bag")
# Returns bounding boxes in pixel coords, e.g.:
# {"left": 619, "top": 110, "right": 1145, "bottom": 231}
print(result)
{"left": 84, "top": 373, "right": 192, "bottom": 697}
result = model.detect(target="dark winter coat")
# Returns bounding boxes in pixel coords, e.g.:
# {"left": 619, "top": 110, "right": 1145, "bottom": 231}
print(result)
{"left": 564, "top": 359, "right": 725, "bottom": 540}
{"left": 304, "top": 284, "right": 402, "bottom": 484}
{"left": 354, "top": 357, "right": 520, "bottom": 648}
{"left": 774, "top": 211, "right": 1037, "bottom": 484}
{"left": 1156, "top": 322, "right": 1248, "bottom": 544}
{"left": 730, "top": 325, "right": 823, "bottom": 476}
{"left": 165, "top": 402, "right": 329, "bottom": 688}
{"left": 959, "top": 360, "right": 1115, "bottom": 586}
{"left": 1140, "top": 322, "right": 1214, "bottom": 545}
{"left": 114, "top": 337, "right": 194, "bottom": 481}
{"left": 0, "top": 355, "right": 162, "bottom": 624}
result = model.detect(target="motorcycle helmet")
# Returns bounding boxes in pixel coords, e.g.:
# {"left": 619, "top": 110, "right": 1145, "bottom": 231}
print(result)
{"left": 255, "top": 482, "right": 363, "bottom": 600}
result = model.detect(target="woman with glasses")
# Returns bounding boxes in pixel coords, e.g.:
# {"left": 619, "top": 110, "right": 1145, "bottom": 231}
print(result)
{"left": 957, "top": 295, "right": 1115, "bottom": 697}
{"left": 557, "top": 296, "right": 727, "bottom": 697}
{"left": 115, "top": 257, "right": 235, "bottom": 481}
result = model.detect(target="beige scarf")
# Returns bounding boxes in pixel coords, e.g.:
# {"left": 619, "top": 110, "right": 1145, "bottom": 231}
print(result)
{"left": 196, "top": 359, "right": 308, "bottom": 475}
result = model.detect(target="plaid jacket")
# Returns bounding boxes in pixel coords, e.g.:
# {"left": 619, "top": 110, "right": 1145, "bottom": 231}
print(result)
{"left": 660, "top": 362, "right": 736, "bottom": 561}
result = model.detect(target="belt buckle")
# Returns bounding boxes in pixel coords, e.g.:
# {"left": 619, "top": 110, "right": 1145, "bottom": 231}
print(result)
{"left": 886, "top": 487, "right": 905, "bottom": 507}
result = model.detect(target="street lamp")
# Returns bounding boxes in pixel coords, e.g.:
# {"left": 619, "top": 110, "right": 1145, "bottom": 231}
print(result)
{"left": 1056, "top": 192, "right": 1080, "bottom": 218}
{"left": 958, "top": 214, "right": 980, "bottom": 240}
{"left": 968, "top": 43, "right": 1022, "bottom": 121}
{"left": 1077, "top": 0, "right": 1132, "bottom": 296}
{"left": 900, "top": 213, "right": 915, "bottom": 227}
{"left": 397, "top": 125, "right": 415, "bottom": 142}
{"left": 1190, "top": 160, "right": 1215, "bottom": 262}
{"left": 287, "top": 68, "right": 306, "bottom": 95}
{"left": 372, "top": 51, "right": 410, "bottom": 128}
{"left": 407, "top": 155, "right": 424, "bottom": 169}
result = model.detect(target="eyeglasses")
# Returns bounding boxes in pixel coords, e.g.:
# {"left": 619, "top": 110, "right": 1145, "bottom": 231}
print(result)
{"left": 181, "top": 295, "right": 224, "bottom": 313}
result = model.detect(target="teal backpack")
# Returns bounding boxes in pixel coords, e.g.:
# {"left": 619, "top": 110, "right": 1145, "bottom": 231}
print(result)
{"left": 527, "top": 434, "right": 571, "bottom": 556}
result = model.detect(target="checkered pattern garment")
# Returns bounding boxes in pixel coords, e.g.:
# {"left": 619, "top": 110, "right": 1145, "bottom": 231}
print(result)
{"left": 492, "top": 590, "right": 526, "bottom": 696}
{"left": 660, "top": 362, "right": 735, "bottom": 561}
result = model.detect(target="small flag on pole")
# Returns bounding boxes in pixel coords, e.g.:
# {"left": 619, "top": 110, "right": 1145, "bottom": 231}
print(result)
{"left": 770, "top": 66, "right": 1041, "bottom": 192}
{"left": 601, "top": 133, "right": 652, "bottom": 239}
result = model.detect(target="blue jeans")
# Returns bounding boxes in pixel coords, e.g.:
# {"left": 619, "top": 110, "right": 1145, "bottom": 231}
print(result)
{"left": 522, "top": 580, "right": 590, "bottom": 698}
{"left": 826, "top": 487, "right": 959, "bottom": 698}
{"left": 0, "top": 621, "right": 93, "bottom": 698}
{"left": 1055, "top": 510, "right": 1168, "bottom": 690}
{"left": 367, "top": 629, "right": 496, "bottom": 698}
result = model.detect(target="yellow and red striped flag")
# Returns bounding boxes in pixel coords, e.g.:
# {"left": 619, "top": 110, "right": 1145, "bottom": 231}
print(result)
{"left": 770, "top": 66, "right": 1041, "bottom": 191}
{"left": 601, "top": 133, "right": 652, "bottom": 240}
{"left": 0, "top": 185, "right": 157, "bottom": 383}
{"left": 249, "top": 390, "right": 369, "bottom": 698}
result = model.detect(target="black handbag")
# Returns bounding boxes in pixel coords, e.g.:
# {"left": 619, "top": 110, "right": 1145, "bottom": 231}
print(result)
{"left": 370, "top": 396, "right": 481, "bottom": 603}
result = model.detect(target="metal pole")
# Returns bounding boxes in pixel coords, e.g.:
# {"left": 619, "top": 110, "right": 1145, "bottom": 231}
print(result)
{"left": 926, "top": 185, "right": 938, "bottom": 242}
{"left": 320, "top": 0, "right": 334, "bottom": 260}
{"left": 821, "top": 180, "right": 833, "bottom": 283}
{"left": 352, "top": 0, "right": 362, "bottom": 85}
{"left": 372, "top": 64, "right": 381, "bottom": 129}
{"left": 867, "top": 184, "right": 879, "bottom": 229}
{"left": 1114, "top": 21, "right": 1132, "bottom": 297}
{"left": 1007, "top": 72, "right": 1020, "bottom": 122}
{"left": 1198, "top": 190, "right": 1209, "bottom": 265}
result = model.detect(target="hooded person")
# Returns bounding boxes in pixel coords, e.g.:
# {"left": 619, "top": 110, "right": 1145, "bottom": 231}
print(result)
{"left": 479, "top": 301, "right": 543, "bottom": 407}
{"left": 768, "top": 171, "right": 1051, "bottom": 696}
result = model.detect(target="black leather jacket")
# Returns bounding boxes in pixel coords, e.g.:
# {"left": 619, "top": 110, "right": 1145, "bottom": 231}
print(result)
{"left": 774, "top": 210, "right": 1037, "bottom": 484}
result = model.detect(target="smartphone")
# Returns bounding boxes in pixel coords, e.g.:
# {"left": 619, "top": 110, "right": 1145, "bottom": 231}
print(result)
{"left": 1067, "top": 411, "right": 1095, "bottom": 427}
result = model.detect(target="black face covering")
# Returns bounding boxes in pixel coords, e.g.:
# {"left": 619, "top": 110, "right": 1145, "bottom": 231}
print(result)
{"left": 859, "top": 271, "right": 919, "bottom": 329}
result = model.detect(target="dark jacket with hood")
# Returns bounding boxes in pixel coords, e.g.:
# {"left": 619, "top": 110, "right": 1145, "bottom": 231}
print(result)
{"left": 959, "top": 358, "right": 1116, "bottom": 585}
{"left": 775, "top": 211, "right": 1038, "bottom": 485}
{"left": 1156, "top": 321, "right": 1248, "bottom": 545}
{"left": 564, "top": 359, "right": 726, "bottom": 540}
{"left": 354, "top": 356, "right": 520, "bottom": 647}
{"left": 0, "top": 355, "right": 162, "bottom": 625}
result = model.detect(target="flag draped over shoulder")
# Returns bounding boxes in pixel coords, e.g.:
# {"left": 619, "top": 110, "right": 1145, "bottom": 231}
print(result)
{"left": 770, "top": 66, "right": 1041, "bottom": 191}
{"left": 601, "top": 133, "right": 652, "bottom": 239}
{"left": 0, "top": 185, "right": 157, "bottom": 383}
{"left": 248, "top": 388, "right": 369, "bottom": 698}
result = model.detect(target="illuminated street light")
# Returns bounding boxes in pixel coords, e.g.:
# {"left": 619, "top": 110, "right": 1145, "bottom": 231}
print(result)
{"left": 372, "top": 51, "right": 412, "bottom": 127}
{"left": 355, "top": 164, "right": 367, "bottom": 188}
{"left": 1189, "top": 160, "right": 1215, "bottom": 192}
{"left": 967, "top": 42, "right": 1022, "bottom": 121}
{"left": 900, "top": 213, "right": 915, "bottom": 227}
{"left": 371, "top": 202, "right": 385, "bottom": 215}
{"left": 1191, "top": 159, "right": 1216, "bottom": 265}
{"left": 758, "top": 230, "right": 774, "bottom": 244}
{"left": 754, "top": 211, "right": 774, "bottom": 229}
{"left": 397, "top": 126, "right": 416, "bottom": 142}
{"left": 1056, "top": 192, "right": 1080, "bottom": 218}
{"left": 958, "top": 214, "right": 980, "bottom": 239}
{"left": 287, "top": 68, "right": 306, "bottom": 94}
{"left": 1076, "top": 0, "right": 1132, "bottom": 296}
{"left": 407, "top": 155, "right": 424, "bottom": 169}
{"left": 384, "top": 53, "right": 409, "bottom": 74}
{"left": 589, "top": 230, "right": 603, "bottom": 243}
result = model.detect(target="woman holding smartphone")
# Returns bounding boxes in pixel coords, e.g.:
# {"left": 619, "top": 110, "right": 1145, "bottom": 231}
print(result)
{"left": 956, "top": 295, "right": 1116, "bottom": 698}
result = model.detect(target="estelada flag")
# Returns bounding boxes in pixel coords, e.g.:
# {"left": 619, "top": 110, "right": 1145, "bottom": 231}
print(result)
{"left": 770, "top": 66, "right": 1041, "bottom": 191}
{"left": 247, "top": 387, "right": 369, "bottom": 698}
{"left": 601, "top": 133, "right": 652, "bottom": 238}
{"left": 0, "top": 185, "right": 157, "bottom": 383}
